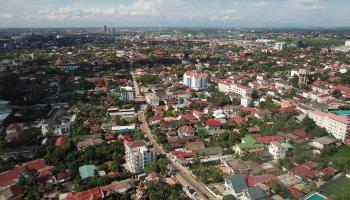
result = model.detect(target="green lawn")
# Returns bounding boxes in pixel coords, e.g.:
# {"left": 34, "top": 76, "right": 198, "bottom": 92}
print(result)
{"left": 322, "top": 177, "right": 350, "bottom": 198}
{"left": 327, "top": 145, "right": 350, "bottom": 168}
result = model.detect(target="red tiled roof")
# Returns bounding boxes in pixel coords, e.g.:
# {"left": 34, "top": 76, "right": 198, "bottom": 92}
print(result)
{"left": 291, "top": 165, "right": 315, "bottom": 178}
{"left": 184, "top": 71, "right": 208, "bottom": 79}
{"left": 178, "top": 125, "right": 195, "bottom": 133}
{"left": 303, "top": 161, "right": 320, "bottom": 169}
{"left": 288, "top": 187, "right": 304, "bottom": 199}
{"left": 293, "top": 129, "right": 308, "bottom": 138}
{"left": 246, "top": 175, "right": 281, "bottom": 188}
{"left": 163, "top": 117, "right": 177, "bottom": 121}
{"left": 9, "top": 185, "right": 23, "bottom": 198}
{"left": 229, "top": 116, "right": 246, "bottom": 124}
{"left": 125, "top": 140, "right": 146, "bottom": 148}
{"left": 334, "top": 84, "right": 350, "bottom": 97}
{"left": 118, "top": 134, "right": 133, "bottom": 142}
{"left": 240, "top": 107, "right": 256, "bottom": 112}
{"left": 255, "top": 135, "right": 284, "bottom": 144}
{"left": 172, "top": 151, "right": 193, "bottom": 158}
{"left": 63, "top": 187, "right": 104, "bottom": 200}
{"left": 218, "top": 79, "right": 233, "bottom": 85}
{"left": 104, "top": 134, "right": 115, "bottom": 140}
{"left": 317, "top": 168, "right": 336, "bottom": 176}
{"left": 181, "top": 114, "right": 197, "bottom": 122}
{"left": 38, "top": 168, "right": 53, "bottom": 177}
{"left": 205, "top": 119, "right": 222, "bottom": 127}
{"left": 0, "top": 159, "right": 48, "bottom": 187}
{"left": 55, "top": 136, "right": 65, "bottom": 147}
{"left": 279, "top": 107, "right": 298, "bottom": 113}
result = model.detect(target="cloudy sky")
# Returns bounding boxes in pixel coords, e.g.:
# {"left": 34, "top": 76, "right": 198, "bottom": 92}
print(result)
{"left": 0, "top": 0, "right": 349, "bottom": 28}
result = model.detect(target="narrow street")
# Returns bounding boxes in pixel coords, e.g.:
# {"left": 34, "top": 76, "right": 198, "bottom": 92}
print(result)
{"left": 132, "top": 72, "right": 217, "bottom": 200}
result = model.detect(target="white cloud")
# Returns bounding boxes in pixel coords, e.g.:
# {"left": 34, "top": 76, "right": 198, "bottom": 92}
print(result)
{"left": 209, "top": 9, "right": 242, "bottom": 21}
{"left": 0, "top": 0, "right": 164, "bottom": 22}
{"left": 284, "top": 0, "right": 326, "bottom": 10}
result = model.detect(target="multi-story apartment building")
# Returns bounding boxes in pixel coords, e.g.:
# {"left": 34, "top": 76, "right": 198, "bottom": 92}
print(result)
{"left": 183, "top": 71, "right": 208, "bottom": 91}
{"left": 274, "top": 42, "right": 287, "bottom": 50}
{"left": 268, "top": 141, "right": 288, "bottom": 160}
{"left": 218, "top": 79, "right": 253, "bottom": 97}
{"left": 308, "top": 110, "right": 350, "bottom": 141}
{"left": 119, "top": 86, "right": 134, "bottom": 101}
{"left": 125, "top": 140, "right": 156, "bottom": 173}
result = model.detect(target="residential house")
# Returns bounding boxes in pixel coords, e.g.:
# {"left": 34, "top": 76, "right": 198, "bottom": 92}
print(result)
{"left": 224, "top": 174, "right": 248, "bottom": 198}
{"left": 241, "top": 186, "right": 267, "bottom": 200}
{"left": 205, "top": 119, "right": 222, "bottom": 132}
{"left": 60, "top": 187, "right": 104, "bottom": 200}
{"left": 41, "top": 117, "right": 71, "bottom": 136}
{"left": 177, "top": 125, "right": 195, "bottom": 138}
{"left": 145, "top": 93, "right": 160, "bottom": 106}
{"left": 234, "top": 135, "right": 264, "bottom": 156}
{"left": 309, "top": 136, "right": 336, "bottom": 150}
{"left": 185, "top": 141, "right": 205, "bottom": 153}
{"left": 5, "top": 123, "right": 24, "bottom": 142}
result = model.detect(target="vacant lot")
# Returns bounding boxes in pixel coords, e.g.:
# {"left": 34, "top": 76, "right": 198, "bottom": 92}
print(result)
{"left": 322, "top": 177, "right": 350, "bottom": 198}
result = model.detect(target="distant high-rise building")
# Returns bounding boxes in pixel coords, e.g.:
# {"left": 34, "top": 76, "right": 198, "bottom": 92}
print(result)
{"left": 112, "top": 28, "right": 116, "bottom": 33}
{"left": 294, "top": 40, "right": 306, "bottom": 49}
{"left": 345, "top": 40, "right": 350, "bottom": 47}
{"left": 274, "top": 42, "right": 287, "bottom": 51}
{"left": 183, "top": 71, "right": 208, "bottom": 91}
{"left": 298, "top": 68, "right": 310, "bottom": 85}
{"left": 104, "top": 25, "right": 107, "bottom": 33}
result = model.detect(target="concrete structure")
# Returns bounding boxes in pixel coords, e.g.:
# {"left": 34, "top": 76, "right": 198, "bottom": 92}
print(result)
{"left": 224, "top": 174, "right": 248, "bottom": 198}
{"left": 119, "top": 86, "right": 134, "bottom": 101}
{"left": 308, "top": 110, "right": 350, "bottom": 141}
{"left": 125, "top": 140, "right": 156, "bottom": 173}
{"left": 268, "top": 141, "right": 288, "bottom": 160}
{"left": 298, "top": 68, "right": 310, "bottom": 85}
{"left": 145, "top": 93, "right": 160, "bottom": 106}
{"left": 274, "top": 42, "right": 287, "bottom": 50}
{"left": 183, "top": 71, "right": 208, "bottom": 91}
{"left": 218, "top": 80, "right": 253, "bottom": 97}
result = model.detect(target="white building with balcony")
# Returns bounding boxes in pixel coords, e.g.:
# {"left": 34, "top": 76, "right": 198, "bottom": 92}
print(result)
{"left": 268, "top": 141, "right": 288, "bottom": 160}
{"left": 308, "top": 110, "right": 350, "bottom": 141}
{"left": 183, "top": 71, "right": 208, "bottom": 91}
{"left": 125, "top": 140, "right": 156, "bottom": 173}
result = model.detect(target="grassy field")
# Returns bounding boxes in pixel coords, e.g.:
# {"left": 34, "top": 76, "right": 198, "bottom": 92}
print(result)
{"left": 327, "top": 145, "right": 350, "bottom": 168}
{"left": 322, "top": 177, "right": 350, "bottom": 198}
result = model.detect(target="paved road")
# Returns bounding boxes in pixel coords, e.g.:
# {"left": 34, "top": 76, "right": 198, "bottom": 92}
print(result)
{"left": 131, "top": 71, "right": 145, "bottom": 102}
{"left": 132, "top": 71, "right": 217, "bottom": 200}
{"left": 138, "top": 108, "right": 217, "bottom": 200}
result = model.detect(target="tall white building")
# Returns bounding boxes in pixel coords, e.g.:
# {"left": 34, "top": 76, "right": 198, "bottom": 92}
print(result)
{"left": 274, "top": 42, "right": 287, "bottom": 50}
{"left": 119, "top": 86, "right": 134, "bottom": 101}
{"left": 308, "top": 110, "right": 350, "bottom": 141}
{"left": 218, "top": 79, "right": 253, "bottom": 97}
{"left": 268, "top": 141, "right": 288, "bottom": 160}
{"left": 125, "top": 140, "right": 156, "bottom": 173}
{"left": 183, "top": 71, "right": 208, "bottom": 91}
{"left": 345, "top": 40, "right": 350, "bottom": 47}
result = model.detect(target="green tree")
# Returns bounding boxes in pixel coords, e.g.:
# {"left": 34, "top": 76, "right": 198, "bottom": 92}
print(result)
{"left": 223, "top": 194, "right": 237, "bottom": 200}
{"left": 332, "top": 89, "right": 342, "bottom": 98}
{"left": 291, "top": 75, "right": 299, "bottom": 88}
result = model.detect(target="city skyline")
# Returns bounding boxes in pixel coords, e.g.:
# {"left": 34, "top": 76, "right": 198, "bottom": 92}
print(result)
{"left": 0, "top": 0, "right": 350, "bottom": 28}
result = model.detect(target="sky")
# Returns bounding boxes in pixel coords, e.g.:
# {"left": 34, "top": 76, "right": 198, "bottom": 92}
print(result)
{"left": 0, "top": 0, "right": 349, "bottom": 28}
